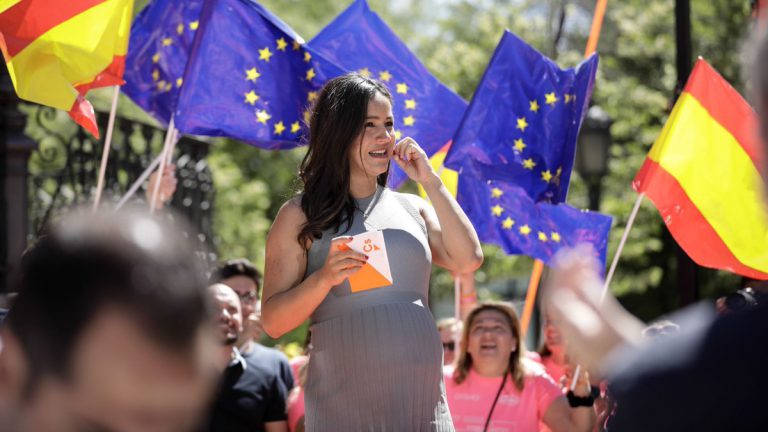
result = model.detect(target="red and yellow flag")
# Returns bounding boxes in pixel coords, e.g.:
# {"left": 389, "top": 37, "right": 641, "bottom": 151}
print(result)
{"left": 0, "top": 0, "right": 133, "bottom": 137}
{"left": 633, "top": 59, "right": 768, "bottom": 279}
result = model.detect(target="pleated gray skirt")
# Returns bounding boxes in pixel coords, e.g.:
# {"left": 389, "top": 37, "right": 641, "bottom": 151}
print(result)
{"left": 304, "top": 298, "right": 454, "bottom": 432}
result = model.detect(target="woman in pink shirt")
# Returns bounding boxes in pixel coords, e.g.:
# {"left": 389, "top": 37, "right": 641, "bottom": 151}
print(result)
{"left": 445, "top": 302, "right": 595, "bottom": 432}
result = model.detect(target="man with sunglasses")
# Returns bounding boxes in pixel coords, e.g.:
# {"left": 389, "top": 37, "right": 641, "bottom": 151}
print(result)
{"left": 437, "top": 317, "right": 462, "bottom": 370}
{"left": 211, "top": 259, "right": 294, "bottom": 391}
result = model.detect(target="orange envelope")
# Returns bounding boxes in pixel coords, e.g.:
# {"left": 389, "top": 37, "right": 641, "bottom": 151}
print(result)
{"left": 336, "top": 230, "right": 393, "bottom": 292}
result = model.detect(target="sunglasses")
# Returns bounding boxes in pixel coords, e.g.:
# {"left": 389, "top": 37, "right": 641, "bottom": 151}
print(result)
{"left": 442, "top": 342, "right": 456, "bottom": 351}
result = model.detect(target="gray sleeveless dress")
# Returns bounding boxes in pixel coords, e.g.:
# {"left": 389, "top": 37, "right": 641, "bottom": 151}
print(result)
{"left": 303, "top": 186, "right": 454, "bottom": 431}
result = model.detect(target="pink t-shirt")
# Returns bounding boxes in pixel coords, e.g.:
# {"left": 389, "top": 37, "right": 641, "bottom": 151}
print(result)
{"left": 445, "top": 365, "right": 563, "bottom": 432}
{"left": 540, "top": 356, "right": 567, "bottom": 388}
{"left": 286, "top": 386, "right": 305, "bottom": 432}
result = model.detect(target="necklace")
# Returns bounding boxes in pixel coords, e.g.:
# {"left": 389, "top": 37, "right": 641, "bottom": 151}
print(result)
{"left": 358, "top": 185, "right": 384, "bottom": 221}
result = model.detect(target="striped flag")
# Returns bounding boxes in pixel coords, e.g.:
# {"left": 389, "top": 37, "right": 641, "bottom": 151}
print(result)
{"left": 633, "top": 59, "right": 768, "bottom": 279}
{"left": 0, "top": 0, "right": 134, "bottom": 137}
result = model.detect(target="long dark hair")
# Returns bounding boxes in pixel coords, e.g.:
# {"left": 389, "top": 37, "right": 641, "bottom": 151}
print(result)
{"left": 297, "top": 73, "right": 393, "bottom": 249}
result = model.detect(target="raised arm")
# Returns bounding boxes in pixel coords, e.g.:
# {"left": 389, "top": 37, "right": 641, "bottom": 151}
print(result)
{"left": 394, "top": 138, "right": 483, "bottom": 274}
{"left": 261, "top": 198, "right": 368, "bottom": 338}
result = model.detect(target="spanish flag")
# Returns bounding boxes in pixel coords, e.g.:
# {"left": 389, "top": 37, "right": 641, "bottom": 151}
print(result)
{"left": 0, "top": 0, "right": 133, "bottom": 138}
{"left": 633, "top": 59, "right": 768, "bottom": 279}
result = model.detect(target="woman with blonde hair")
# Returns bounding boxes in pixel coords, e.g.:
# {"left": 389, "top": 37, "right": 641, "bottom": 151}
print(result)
{"left": 445, "top": 302, "right": 596, "bottom": 432}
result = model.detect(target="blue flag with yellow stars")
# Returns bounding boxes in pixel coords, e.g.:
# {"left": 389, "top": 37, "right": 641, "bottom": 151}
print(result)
{"left": 172, "top": 0, "right": 345, "bottom": 149}
{"left": 458, "top": 161, "right": 613, "bottom": 271}
{"left": 123, "top": 0, "right": 203, "bottom": 126}
{"left": 444, "top": 30, "right": 599, "bottom": 204}
{"left": 309, "top": 0, "right": 467, "bottom": 187}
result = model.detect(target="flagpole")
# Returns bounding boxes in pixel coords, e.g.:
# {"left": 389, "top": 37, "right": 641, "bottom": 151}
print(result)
{"left": 519, "top": 259, "right": 545, "bottom": 337}
{"left": 570, "top": 0, "right": 610, "bottom": 387}
{"left": 584, "top": 0, "right": 608, "bottom": 57}
{"left": 149, "top": 116, "right": 176, "bottom": 213}
{"left": 92, "top": 85, "right": 121, "bottom": 211}
{"left": 600, "top": 193, "right": 644, "bottom": 303}
{"left": 114, "top": 153, "right": 165, "bottom": 210}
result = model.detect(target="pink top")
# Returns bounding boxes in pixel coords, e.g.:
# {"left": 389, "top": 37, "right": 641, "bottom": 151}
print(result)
{"left": 540, "top": 356, "right": 567, "bottom": 388}
{"left": 287, "top": 386, "right": 305, "bottom": 432}
{"left": 445, "top": 365, "right": 563, "bottom": 432}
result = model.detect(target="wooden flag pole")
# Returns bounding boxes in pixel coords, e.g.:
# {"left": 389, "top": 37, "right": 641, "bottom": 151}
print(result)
{"left": 149, "top": 117, "right": 176, "bottom": 213}
{"left": 584, "top": 0, "right": 608, "bottom": 57}
{"left": 115, "top": 153, "right": 165, "bottom": 210}
{"left": 92, "top": 85, "right": 121, "bottom": 211}
{"left": 600, "top": 193, "right": 644, "bottom": 302}
{"left": 519, "top": 259, "right": 545, "bottom": 336}
{"left": 561, "top": 0, "right": 610, "bottom": 386}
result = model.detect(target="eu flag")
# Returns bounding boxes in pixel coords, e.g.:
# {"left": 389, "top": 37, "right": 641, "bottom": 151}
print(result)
{"left": 309, "top": 0, "right": 467, "bottom": 187}
{"left": 123, "top": 0, "right": 203, "bottom": 126}
{"left": 458, "top": 161, "right": 613, "bottom": 271}
{"left": 173, "top": 0, "right": 345, "bottom": 149}
{"left": 444, "top": 30, "right": 598, "bottom": 204}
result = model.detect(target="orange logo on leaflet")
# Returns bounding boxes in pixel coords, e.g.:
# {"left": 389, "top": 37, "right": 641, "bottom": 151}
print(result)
{"left": 336, "top": 231, "right": 392, "bottom": 292}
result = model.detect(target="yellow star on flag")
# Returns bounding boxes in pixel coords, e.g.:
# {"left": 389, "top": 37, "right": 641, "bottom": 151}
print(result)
{"left": 276, "top": 38, "right": 287, "bottom": 51}
{"left": 379, "top": 70, "right": 392, "bottom": 82}
{"left": 394, "top": 130, "right": 402, "bottom": 140}
{"left": 551, "top": 232, "right": 561, "bottom": 242}
{"left": 303, "top": 109, "right": 312, "bottom": 123}
{"left": 304, "top": 51, "right": 312, "bottom": 62}
{"left": 306, "top": 68, "right": 316, "bottom": 81}
{"left": 403, "top": 116, "right": 415, "bottom": 126}
{"left": 164, "top": 82, "right": 172, "bottom": 92}
{"left": 245, "top": 67, "right": 260, "bottom": 82}
{"left": 259, "top": 47, "right": 273, "bottom": 62}
{"left": 491, "top": 187, "right": 503, "bottom": 198}
{"left": 564, "top": 94, "right": 572, "bottom": 104}
{"left": 176, "top": 23, "right": 184, "bottom": 35}
{"left": 541, "top": 170, "right": 553, "bottom": 183}
{"left": 545, "top": 92, "right": 558, "bottom": 105}
{"left": 502, "top": 217, "right": 515, "bottom": 229}
{"left": 538, "top": 231, "right": 548, "bottom": 242}
{"left": 516, "top": 117, "right": 528, "bottom": 132}
{"left": 491, "top": 205, "right": 504, "bottom": 217}
{"left": 529, "top": 100, "right": 540, "bottom": 113}
{"left": 244, "top": 90, "right": 259, "bottom": 105}
{"left": 556, "top": 166, "right": 562, "bottom": 177}
{"left": 513, "top": 138, "right": 526, "bottom": 152}
{"left": 152, "top": 69, "right": 159, "bottom": 81}
{"left": 256, "top": 110, "right": 271, "bottom": 125}
{"left": 358, "top": 67, "right": 371, "bottom": 78}
{"left": 156, "top": 80, "right": 165, "bottom": 91}
{"left": 152, "top": 53, "right": 160, "bottom": 63}
{"left": 405, "top": 99, "right": 416, "bottom": 110}
{"left": 396, "top": 83, "right": 408, "bottom": 94}
{"left": 274, "top": 121, "right": 286, "bottom": 135}
{"left": 189, "top": 20, "right": 199, "bottom": 30}
{"left": 176, "top": 78, "right": 183, "bottom": 88}
{"left": 292, "top": 40, "right": 301, "bottom": 50}
{"left": 519, "top": 225, "right": 531, "bottom": 235}
{"left": 307, "top": 91, "right": 318, "bottom": 102}
{"left": 290, "top": 122, "right": 301, "bottom": 134}
{"left": 162, "top": 37, "right": 173, "bottom": 47}
{"left": 522, "top": 158, "right": 536, "bottom": 170}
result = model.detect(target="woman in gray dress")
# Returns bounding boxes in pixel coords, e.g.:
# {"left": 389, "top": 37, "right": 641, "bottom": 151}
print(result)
{"left": 262, "top": 73, "right": 483, "bottom": 431}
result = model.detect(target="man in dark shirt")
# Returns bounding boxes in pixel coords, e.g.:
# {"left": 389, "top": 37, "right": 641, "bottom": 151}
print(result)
{"left": 211, "top": 259, "right": 295, "bottom": 390}
{"left": 207, "top": 283, "right": 288, "bottom": 432}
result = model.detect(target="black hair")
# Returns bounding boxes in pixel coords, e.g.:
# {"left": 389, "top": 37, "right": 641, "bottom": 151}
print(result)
{"left": 210, "top": 258, "right": 262, "bottom": 292}
{"left": 6, "top": 209, "right": 213, "bottom": 391}
{"left": 297, "top": 73, "right": 393, "bottom": 248}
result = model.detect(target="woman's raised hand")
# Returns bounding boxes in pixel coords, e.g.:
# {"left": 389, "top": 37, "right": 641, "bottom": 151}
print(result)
{"left": 392, "top": 137, "right": 438, "bottom": 186}
{"left": 317, "top": 236, "right": 369, "bottom": 287}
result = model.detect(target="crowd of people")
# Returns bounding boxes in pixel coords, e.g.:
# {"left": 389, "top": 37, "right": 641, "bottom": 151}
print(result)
{"left": 1, "top": 26, "right": 768, "bottom": 432}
